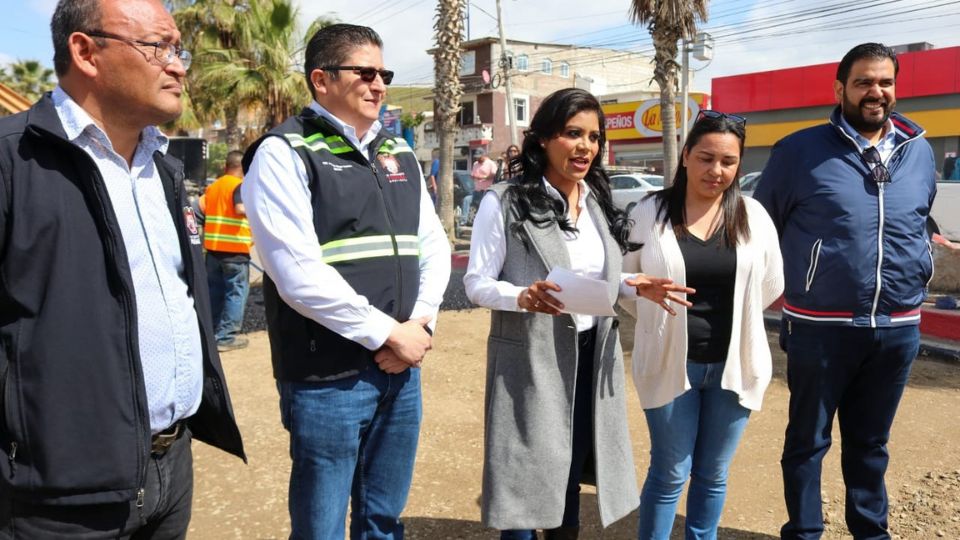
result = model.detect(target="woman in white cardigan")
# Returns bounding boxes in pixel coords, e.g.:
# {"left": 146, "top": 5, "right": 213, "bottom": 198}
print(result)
{"left": 621, "top": 111, "right": 784, "bottom": 540}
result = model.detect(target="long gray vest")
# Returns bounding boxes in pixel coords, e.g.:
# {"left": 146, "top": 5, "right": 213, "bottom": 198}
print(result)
{"left": 481, "top": 185, "right": 639, "bottom": 529}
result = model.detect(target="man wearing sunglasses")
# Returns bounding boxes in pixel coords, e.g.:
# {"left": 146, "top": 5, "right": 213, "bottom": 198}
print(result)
{"left": 0, "top": 0, "right": 245, "bottom": 537}
{"left": 242, "top": 23, "right": 450, "bottom": 539}
{"left": 754, "top": 43, "right": 936, "bottom": 540}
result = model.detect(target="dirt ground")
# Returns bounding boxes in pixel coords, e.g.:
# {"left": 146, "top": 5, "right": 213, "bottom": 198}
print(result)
{"left": 190, "top": 309, "right": 960, "bottom": 539}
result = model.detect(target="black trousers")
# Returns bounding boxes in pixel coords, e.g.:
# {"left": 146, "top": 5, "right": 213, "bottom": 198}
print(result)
{"left": 0, "top": 430, "right": 193, "bottom": 539}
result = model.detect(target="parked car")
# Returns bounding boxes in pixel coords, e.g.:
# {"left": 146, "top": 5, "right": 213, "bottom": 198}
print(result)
{"left": 739, "top": 171, "right": 762, "bottom": 198}
{"left": 610, "top": 173, "right": 664, "bottom": 212}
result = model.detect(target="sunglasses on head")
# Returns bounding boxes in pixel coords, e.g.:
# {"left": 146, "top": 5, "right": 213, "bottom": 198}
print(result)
{"left": 321, "top": 65, "right": 394, "bottom": 85}
{"left": 696, "top": 109, "right": 747, "bottom": 125}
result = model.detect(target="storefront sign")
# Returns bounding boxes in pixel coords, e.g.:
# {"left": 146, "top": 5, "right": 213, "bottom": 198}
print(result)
{"left": 603, "top": 94, "right": 708, "bottom": 141}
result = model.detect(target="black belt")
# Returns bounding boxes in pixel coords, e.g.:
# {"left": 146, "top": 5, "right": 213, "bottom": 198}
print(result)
{"left": 151, "top": 421, "right": 185, "bottom": 456}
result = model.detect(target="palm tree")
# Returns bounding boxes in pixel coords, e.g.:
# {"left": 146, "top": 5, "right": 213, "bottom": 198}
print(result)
{"left": 173, "top": 0, "right": 332, "bottom": 145}
{"left": 629, "top": 0, "right": 708, "bottom": 185}
{"left": 0, "top": 60, "right": 55, "bottom": 102}
{"left": 433, "top": 0, "right": 467, "bottom": 241}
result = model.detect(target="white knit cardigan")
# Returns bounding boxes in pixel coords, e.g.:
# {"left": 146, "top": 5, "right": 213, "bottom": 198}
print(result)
{"left": 620, "top": 195, "right": 784, "bottom": 411}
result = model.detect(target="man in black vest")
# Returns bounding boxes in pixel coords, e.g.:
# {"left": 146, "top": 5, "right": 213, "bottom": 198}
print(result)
{"left": 0, "top": 0, "right": 244, "bottom": 537}
{"left": 242, "top": 24, "right": 451, "bottom": 539}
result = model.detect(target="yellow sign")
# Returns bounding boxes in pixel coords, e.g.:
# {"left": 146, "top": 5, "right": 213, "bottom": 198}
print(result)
{"left": 603, "top": 93, "right": 709, "bottom": 141}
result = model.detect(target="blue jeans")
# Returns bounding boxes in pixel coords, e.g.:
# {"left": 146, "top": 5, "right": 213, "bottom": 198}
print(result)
{"left": 780, "top": 322, "right": 917, "bottom": 540}
{"left": 459, "top": 193, "right": 474, "bottom": 225}
{"left": 206, "top": 253, "right": 250, "bottom": 344}
{"left": 638, "top": 361, "right": 751, "bottom": 540}
{"left": 279, "top": 367, "right": 422, "bottom": 540}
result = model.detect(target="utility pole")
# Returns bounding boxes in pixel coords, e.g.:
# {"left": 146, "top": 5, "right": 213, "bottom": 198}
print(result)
{"left": 680, "top": 39, "right": 690, "bottom": 151}
{"left": 496, "top": 0, "right": 518, "bottom": 146}
{"left": 680, "top": 32, "right": 714, "bottom": 150}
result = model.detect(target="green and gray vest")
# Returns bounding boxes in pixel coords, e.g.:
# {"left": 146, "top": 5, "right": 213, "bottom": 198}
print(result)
{"left": 244, "top": 110, "right": 422, "bottom": 381}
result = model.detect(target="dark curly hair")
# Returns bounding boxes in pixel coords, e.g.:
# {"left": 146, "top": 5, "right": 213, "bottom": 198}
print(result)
{"left": 507, "top": 88, "right": 637, "bottom": 254}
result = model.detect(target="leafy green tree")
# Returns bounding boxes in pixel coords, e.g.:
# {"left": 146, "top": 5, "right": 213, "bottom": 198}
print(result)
{"left": 172, "top": 0, "right": 335, "bottom": 145}
{"left": 0, "top": 60, "right": 55, "bottom": 102}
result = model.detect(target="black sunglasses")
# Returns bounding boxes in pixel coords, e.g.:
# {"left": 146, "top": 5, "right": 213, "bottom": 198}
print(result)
{"left": 862, "top": 146, "right": 890, "bottom": 184}
{"left": 321, "top": 66, "right": 394, "bottom": 85}
{"left": 696, "top": 109, "right": 747, "bottom": 126}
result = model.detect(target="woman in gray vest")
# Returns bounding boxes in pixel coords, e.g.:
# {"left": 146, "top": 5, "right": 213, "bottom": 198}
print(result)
{"left": 464, "top": 88, "right": 641, "bottom": 539}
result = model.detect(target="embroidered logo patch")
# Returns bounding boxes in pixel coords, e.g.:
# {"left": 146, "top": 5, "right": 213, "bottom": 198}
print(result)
{"left": 377, "top": 154, "right": 408, "bottom": 183}
{"left": 183, "top": 206, "right": 201, "bottom": 245}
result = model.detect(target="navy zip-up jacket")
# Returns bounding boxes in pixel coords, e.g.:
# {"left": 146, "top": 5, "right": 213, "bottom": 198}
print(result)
{"left": 754, "top": 107, "right": 936, "bottom": 328}
{"left": 0, "top": 95, "right": 245, "bottom": 505}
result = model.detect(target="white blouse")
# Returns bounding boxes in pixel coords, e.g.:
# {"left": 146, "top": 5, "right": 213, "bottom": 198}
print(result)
{"left": 464, "top": 178, "right": 625, "bottom": 332}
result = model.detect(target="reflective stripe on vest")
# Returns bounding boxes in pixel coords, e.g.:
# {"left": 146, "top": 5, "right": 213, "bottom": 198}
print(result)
{"left": 203, "top": 175, "right": 252, "bottom": 254}
{"left": 204, "top": 216, "right": 253, "bottom": 246}
{"left": 377, "top": 138, "right": 414, "bottom": 156}
{"left": 320, "top": 235, "right": 420, "bottom": 265}
{"left": 284, "top": 133, "right": 353, "bottom": 154}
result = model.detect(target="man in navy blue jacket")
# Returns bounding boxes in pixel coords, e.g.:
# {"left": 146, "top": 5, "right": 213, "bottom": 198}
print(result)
{"left": 755, "top": 43, "right": 936, "bottom": 540}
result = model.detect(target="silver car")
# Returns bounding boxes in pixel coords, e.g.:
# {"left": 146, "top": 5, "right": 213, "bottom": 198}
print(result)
{"left": 739, "top": 171, "right": 762, "bottom": 198}
{"left": 610, "top": 173, "right": 664, "bottom": 212}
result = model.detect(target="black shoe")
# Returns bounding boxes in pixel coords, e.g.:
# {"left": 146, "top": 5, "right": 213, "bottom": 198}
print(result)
{"left": 544, "top": 526, "right": 578, "bottom": 540}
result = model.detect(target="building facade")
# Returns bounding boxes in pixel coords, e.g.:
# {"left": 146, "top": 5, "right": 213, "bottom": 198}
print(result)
{"left": 424, "top": 37, "right": 659, "bottom": 170}
{"left": 712, "top": 45, "right": 960, "bottom": 176}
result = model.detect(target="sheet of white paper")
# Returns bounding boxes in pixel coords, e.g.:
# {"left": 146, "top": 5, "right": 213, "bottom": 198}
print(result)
{"left": 545, "top": 267, "right": 616, "bottom": 317}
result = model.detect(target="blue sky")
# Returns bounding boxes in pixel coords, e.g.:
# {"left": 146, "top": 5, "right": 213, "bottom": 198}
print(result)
{"left": 3, "top": 0, "right": 960, "bottom": 93}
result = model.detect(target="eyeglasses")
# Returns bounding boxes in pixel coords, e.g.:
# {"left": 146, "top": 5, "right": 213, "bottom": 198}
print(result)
{"left": 696, "top": 109, "right": 747, "bottom": 126}
{"left": 321, "top": 66, "right": 394, "bottom": 85}
{"left": 862, "top": 146, "right": 890, "bottom": 184}
{"left": 86, "top": 30, "right": 192, "bottom": 70}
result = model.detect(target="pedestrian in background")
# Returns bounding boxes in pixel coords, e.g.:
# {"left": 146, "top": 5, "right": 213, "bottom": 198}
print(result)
{"left": 754, "top": 42, "right": 936, "bottom": 539}
{"left": 427, "top": 148, "right": 440, "bottom": 207}
{"left": 200, "top": 150, "right": 253, "bottom": 352}
{"left": 464, "top": 87, "right": 639, "bottom": 539}
{"left": 460, "top": 147, "right": 497, "bottom": 225}
{"left": 621, "top": 111, "right": 783, "bottom": 540}
{"left": 0, "top": 0, "right": 244, "bottom": 536}
{"left": 505, "top": 143, "right": 522, "bottom": 179}
{"left": 242, "top": 23, "right": 450, "bottom": 539}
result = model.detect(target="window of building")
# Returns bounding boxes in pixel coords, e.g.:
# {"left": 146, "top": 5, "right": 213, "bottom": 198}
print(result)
{"left": 514, "top": 98, "right": 527, "bottom": 124}
{"left": 509, "top": 95, "right": 530, "bottom": 126}
{"left": 460, "top": 50, "right": 476, "bottom": 76}
{"left": 459, "top": 100, "right": 476, "bottom": 126}
{"left": 542, "top": 59, "right": 552, "bottom": 75}
{"left": 560, "top": 62, "right": 570, "bottom": 78}
{"left": 516, "top": 54, "right": 528, "bottom": 71}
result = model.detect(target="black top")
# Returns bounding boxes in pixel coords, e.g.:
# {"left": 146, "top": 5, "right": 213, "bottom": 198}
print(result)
{"left": 678, "top": 229, "right": 737, "bottom": 363}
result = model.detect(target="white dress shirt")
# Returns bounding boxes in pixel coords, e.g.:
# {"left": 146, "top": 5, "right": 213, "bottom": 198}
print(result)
{"left": 840, "top": 114, "right": 897, "bottom": 162}
{"left": 53, "top": 86, "right": 202, "bottom": 434}
{"left": 243, "top": 101, "right": 450, "bottom": 351}
{"left": 464, "top": 178, "right": 627, "bottom": 332}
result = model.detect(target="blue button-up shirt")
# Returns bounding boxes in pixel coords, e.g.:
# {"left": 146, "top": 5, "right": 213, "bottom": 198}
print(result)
{"left": 53, "top": 87, "right": 203, "bottom": 434}
{"left": 840, "top": 114, "right": 897, "bottom": 162}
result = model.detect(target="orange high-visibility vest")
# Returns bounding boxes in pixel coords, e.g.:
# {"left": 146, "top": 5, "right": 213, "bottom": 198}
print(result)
{"left": 203, "top": 174, "right": 252, "bottom": 254}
